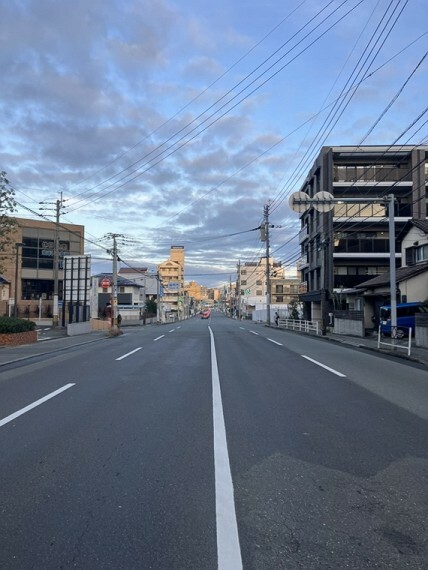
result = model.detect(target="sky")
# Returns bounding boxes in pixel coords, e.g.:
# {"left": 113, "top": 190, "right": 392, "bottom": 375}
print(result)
{"left": 1, "top": 0, "right": 427, "bottom": 287}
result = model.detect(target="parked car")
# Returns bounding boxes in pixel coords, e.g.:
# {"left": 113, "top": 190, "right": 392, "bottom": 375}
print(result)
{"left": 201, "top": 309, "right": 211, "bottom": 319}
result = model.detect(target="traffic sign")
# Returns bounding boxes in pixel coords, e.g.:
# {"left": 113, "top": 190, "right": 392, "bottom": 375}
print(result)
{"left": 289, "top": 191, "right": 311, "bottom": 213}
{"left": 312, "top": 191, "right": 335, "bottom": 212}
{"left": 100, "top": 277, "right": 111, "bottom": 288}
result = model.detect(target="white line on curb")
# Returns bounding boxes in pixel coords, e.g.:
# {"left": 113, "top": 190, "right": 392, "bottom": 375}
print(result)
{"left": 0, "top": 384, "right": 75, "bottom": 429}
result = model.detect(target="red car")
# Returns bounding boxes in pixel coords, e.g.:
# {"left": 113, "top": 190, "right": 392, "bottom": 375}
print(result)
{"left": 201, "top": 309, "right": 211, "bottom": 319}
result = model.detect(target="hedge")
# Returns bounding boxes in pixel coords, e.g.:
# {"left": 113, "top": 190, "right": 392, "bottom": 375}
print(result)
{"left": 0, "top": 316, "right": 36, "bottom": 334}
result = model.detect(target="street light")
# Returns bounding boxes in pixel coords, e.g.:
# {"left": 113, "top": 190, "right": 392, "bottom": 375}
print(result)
{"left": 14, "top": 243, "right": 24, "bottom": 318}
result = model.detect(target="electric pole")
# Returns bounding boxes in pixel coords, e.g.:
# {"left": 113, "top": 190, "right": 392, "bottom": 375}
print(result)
{"left": 40, "top": 193, "right": 65, "bottom": 327}
{"left": 264, "top": 203, "right": 271, "bottom": 326}
{"left": 237, "top": 260, "right": 241, "bottom": 320}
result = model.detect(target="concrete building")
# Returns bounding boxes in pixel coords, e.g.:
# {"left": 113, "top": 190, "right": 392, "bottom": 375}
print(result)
{"left": 1, "top": 217, "right": 84, "bottom": 317}
{"left": 297, "top": 145, "right": 428, "bottom": 327}
{"left": 158, "top": 246, "right": 185, "bottom": 321}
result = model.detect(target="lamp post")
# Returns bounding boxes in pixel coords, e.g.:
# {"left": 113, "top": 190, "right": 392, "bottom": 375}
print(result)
{"left": 14, "top": 242, "right": 23, "bottom": 318}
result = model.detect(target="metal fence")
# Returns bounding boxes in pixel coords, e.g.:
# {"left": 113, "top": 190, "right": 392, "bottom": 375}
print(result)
{"left": 278, "top": 319, "right": 320, "bottom": 335}
{"left": 377, "top": 326, "right": 412, "bottom": 356}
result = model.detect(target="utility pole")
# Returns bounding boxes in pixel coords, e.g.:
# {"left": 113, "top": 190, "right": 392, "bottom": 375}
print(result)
{"left": 52, "top": 192, "right": 64, "bottom": 327}
{"left": 388, "top": 194, "right": 397, "bottom": 341}
{"left": 237, "top": 260, "right": 241, "bottom": 320}
{"left": 264, "top": 203, "right": 271, "bottom": 326}
{"left": 40, "top": 193, "right": 65, "bottom": 327}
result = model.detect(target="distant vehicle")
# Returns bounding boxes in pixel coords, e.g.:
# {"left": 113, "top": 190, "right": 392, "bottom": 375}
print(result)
{"left": 201, "top": 309, "right": 211, "bottom": 319}
{"left": 380, "top": 301, "right": 428, "bottom": 338}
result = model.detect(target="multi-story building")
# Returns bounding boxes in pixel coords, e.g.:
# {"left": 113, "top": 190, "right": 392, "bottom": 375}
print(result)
{"left": 297, "top": 145, "right": 428, "bottom": 325}
{"left": 158, "top": 246, "right": 185, "bottom": 320}
{"left": 1, "top": 217, "right": 84, "bottom": 317}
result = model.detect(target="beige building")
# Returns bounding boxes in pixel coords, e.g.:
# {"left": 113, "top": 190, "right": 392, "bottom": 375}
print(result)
{"left": 0, "top": 217, "right": 84, "bottom": 317}
{"left": 158, "top": 246, "right": 185, "bottom": 320}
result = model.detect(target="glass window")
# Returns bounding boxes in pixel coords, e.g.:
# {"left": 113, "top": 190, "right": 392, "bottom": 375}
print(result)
{"left": 256, "top": 290, "right": 262, "bottom": 296}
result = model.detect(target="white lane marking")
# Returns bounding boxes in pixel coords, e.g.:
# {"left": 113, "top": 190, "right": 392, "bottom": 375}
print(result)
{"left": 267, "top": 338, "right": 283, "bottom": 346}
{"left": 38, "top": 337, "right": 52, "bottom": 342}
{"left": 249, "top": 331, "right": 259, "bottom": 336}
{"left": 153, "top": 335, "right": 165, "bottom": 341}
{"left": 0, "top": 384, "right": 75, "bottom": 429}
{"left": 116, "top": 347, "right": 142, "bottom": 361}
{"left": 177, "top": 326, "right": 181, "bottom": 329}
{"left": 169, "top": 329, "right": 175, "bottom": 333}
{"left": 208, "top": 326, "right": 242, "bottom": 570}
{"left": 239, "top": 327, "right": 245, "bottom": 330}
{"left": 301, "top": 355, "right": 346, "bottom": 377}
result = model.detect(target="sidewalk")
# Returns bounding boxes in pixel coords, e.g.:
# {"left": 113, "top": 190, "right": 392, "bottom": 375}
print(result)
{"left": 0, "top": 326, "right": 108, "bottom": 367}
{"left": 265, "top": 322, "right": 428, "bottom": 368}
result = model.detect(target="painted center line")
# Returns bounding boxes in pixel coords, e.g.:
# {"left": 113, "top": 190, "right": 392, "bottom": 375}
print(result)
{"left": 301, "top": 355, "right": 346, "bottom": 377}
{"left": 250, "top": 331, "right": 259, "bottom": 336}
{"left": 116, "top": 347, "right": 142, "bottom": 361}
{"left": 209, "top": 326, "right": 242, "bottom": 570}
{"left": 153, "top": 335, "right": 165, "bottom": 341}
{"left": 0, "top": 384, "right": 75, "bottom": 429}
{"left": 267, "top": 338, "right": 283, "bottom": 346}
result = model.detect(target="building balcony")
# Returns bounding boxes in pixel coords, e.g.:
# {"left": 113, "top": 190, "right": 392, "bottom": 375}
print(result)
{"left": 296, "top": 255, "right": 309, "bottom": 270}
{"left": 299, "top": 226, "right": 309, "bottom": 244}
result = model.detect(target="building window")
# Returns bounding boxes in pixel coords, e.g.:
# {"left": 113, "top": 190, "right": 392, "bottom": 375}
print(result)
{"left": 276, "top": 285, "right": 283, "bottom": 293}
{"left": 256, "top": 280, "right": 262, "bottom": 286}
{"left": 275, "top": 296, "right": 284, "bottom": 303}
{"left": 21, "top": 279, "right": 58, "bottom": 301}
{"left": 256, "top": 290, "right": 263, "bottom": 296}
{"left": 416, "top": 244, "right": 428, "bottom": 262}
{"left": 241, "top": 270, "right": 247, "bottom": 275}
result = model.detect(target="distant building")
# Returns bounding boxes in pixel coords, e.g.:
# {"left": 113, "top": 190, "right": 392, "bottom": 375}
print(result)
{"left": 158, "top": 246, "right": 185, "bottom": 320}
{"left": 1, "top": 217, "right": 84, "bottom": 317}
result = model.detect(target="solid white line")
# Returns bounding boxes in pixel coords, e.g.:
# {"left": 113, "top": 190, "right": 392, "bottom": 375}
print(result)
{"left": 267, "top": 338, "right": 283, "bottom": 346}
{"left": 209, "top": 326, "right": 242, "bottom": 570}
{"left": 153, "top": 335, "right": 165, "bottom": 341}
{"left": 116, "top": 347, "right": 143, "bottom": 361}
{"left": 301, "top": 355, "right": 346, "bottom": 377}
{"left": 249, "top": 331, "right": 259, "bottom": 336}
{"left": 0, "top": 384, "right": 75, "bottom": 429}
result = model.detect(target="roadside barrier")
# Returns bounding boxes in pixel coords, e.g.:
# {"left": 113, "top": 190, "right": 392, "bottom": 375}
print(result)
{"left": 278, "top": 319, "right": 320, "bottom": 335}
{"left": 377, "top": 326, "right": 412, "bottom": 356}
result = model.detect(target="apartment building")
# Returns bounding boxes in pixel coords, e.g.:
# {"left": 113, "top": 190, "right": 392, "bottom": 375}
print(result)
{"left": 1, "top": 217, "right": 84, "bottom": 317}
{"left": 158, "top": 246, "right": 185, "bottom": 320}
{"left": 297, "top": 145, "right": 428, "bottom": 324}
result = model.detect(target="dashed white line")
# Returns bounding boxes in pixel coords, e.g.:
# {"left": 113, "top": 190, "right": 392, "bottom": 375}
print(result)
{"left": 239, "top": 327, "right": 245, "bottom": 330}
{"left": 249, "top": 331, "right": 259, "bottom": 336}
{"left": 116, "top": 347, "right": 143, "bottom": 361}
{"left": 267, "top": 338, "right": 283, "bottom": 346}
{"left": 153, "top": 335, "right": 165, "bottom": 341}
{"left": 0, "top": 384, "right": 75, "bottom": 429}
{"left": 209, "top": 326, "right": 242, "bottom": 570}
{"left": 38, "top": 337, "right": 52, "bottom": 342}
{"left": 169, "top": 329, "right": 175, "bottom": 333}
{"left": 301, "top": 355, "right": 346, "bottom": 377}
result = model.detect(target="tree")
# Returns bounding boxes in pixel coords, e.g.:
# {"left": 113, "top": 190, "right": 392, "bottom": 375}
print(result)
{"left": 0, "top": 171, "right": 17, "bottom": 273}
{"left": 289, "top": 299, "right": 300, "bottom": 320}
{"left": 145, "top": 298, "right": 157, "bottom": 316}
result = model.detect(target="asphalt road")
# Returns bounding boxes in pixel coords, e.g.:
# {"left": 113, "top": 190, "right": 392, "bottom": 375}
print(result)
{"left": 0, "top": 312, "right": 427, "bottom": 569}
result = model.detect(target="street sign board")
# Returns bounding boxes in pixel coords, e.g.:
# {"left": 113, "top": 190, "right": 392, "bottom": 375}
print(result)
{"left": 289, "top": 191, "right": 311, "bottom": 213}
{"left": 100, "top": 277, "right": 111, "bottom": 288}
{"left": 312, "top": 191, "right": 335, "bottom": 212}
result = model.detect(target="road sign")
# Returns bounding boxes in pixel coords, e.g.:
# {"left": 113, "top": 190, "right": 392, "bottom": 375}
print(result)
{"left": 312, "top": 191, "right": 335, "bottom": 212}
{"left": 100, "top": 277, "right": 111, "bottom": 288}
{"left": 288, "top": 191, "right": 311, "bottom": 213}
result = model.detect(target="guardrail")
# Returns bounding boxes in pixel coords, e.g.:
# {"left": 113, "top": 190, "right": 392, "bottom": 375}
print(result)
{"left": 278, "top": 319, "right": 320, "bottom": 335}
{"left": 377, "top": 326, "right": 412, "bottom": 356}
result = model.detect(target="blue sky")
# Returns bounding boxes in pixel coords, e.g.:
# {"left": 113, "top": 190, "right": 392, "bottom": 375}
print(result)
{"left": 1, "top": 0, "right": 427, "bottom": 286}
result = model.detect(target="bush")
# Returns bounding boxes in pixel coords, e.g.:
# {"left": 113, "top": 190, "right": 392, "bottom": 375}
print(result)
{"left": 0, "top": 316, "right": 36, "bottom": 333}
